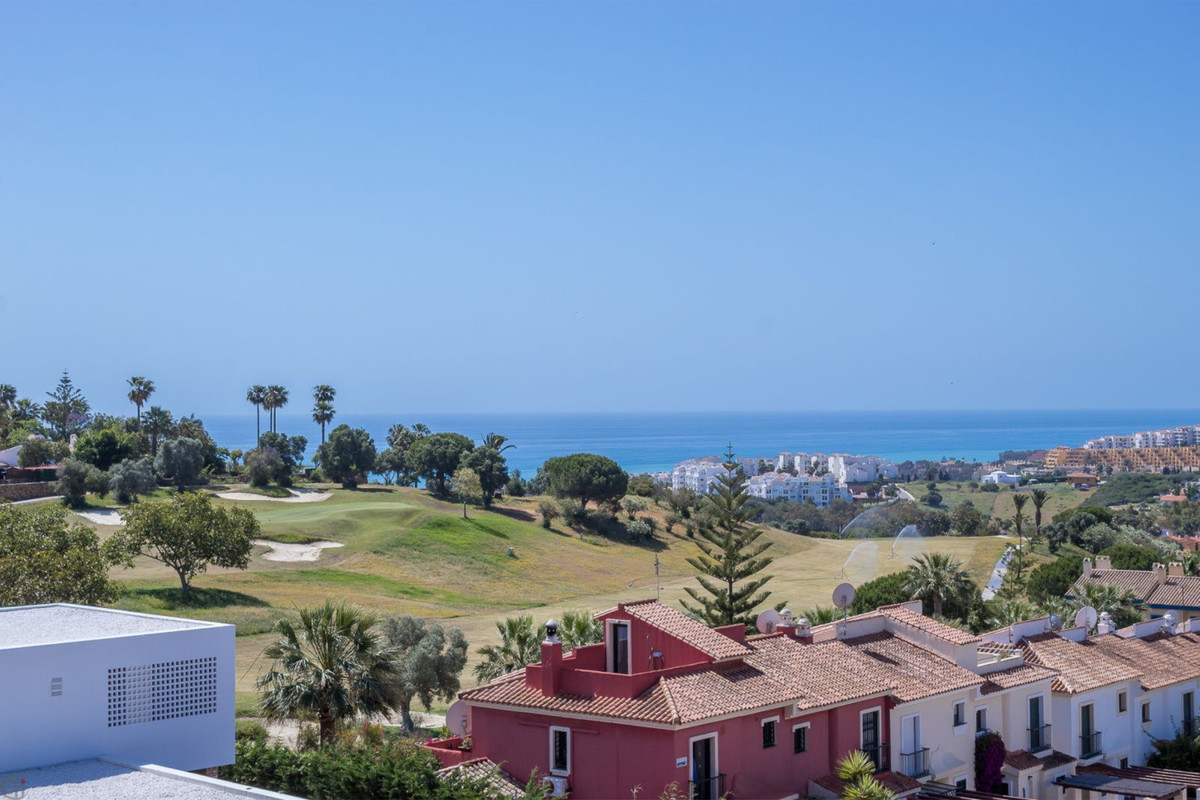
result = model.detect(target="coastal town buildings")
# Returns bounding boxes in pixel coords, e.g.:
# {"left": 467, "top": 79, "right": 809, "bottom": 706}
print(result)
{"left": 665, "top": 456, "right": 761, "bottom": 494}
{"left": 661, "top": 452, "right": 892, "bottom": 504}
{"left": 1085, "top": 425, "right": 1200, "bottom": 451}
{"left": 826, "top": 454, "right": 899, "bottom": 484}
{"left": 982, "top": 470, "right": 1021, "bottom": 486}
{"left": 1069, "top": 556, "right": 1200, "bottom": 622}
{"left": 1044, "top": 445, "right": 1200, "bottom": 473}
{"left": 746, "top": 471, "right": 853, "bottom": 506}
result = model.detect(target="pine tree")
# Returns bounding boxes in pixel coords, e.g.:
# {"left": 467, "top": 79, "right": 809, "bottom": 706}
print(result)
{"left": 682, "top": 445, "right": 775, "bottom": 627}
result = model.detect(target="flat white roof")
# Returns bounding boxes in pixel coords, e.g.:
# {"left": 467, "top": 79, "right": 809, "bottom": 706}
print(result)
{"left": 14, "top": 759, "right": 292, "bottom": 798}
{"left": 0, "top": 604, "right": 222, "bottom": 649}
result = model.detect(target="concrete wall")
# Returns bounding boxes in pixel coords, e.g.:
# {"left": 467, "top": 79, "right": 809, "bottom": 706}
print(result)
{"left": 0, "top": 481, "right": 57, "bottom": 501}
{"left": 0, "top": 625, "right": 235, "bottom": 772}
{"left": 1050, "top": 679, "right": 1141, "bottom": 767}
{"left": 889, "top": 690, "right": 976, "bottom": 788}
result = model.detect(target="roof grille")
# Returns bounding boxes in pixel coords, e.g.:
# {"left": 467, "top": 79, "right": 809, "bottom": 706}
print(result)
{"left": 50, "top": 677, "right": 63, "bottom": 697}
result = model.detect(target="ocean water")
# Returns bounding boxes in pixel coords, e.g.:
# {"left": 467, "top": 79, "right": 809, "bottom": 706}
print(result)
{"left": 202, "top": 409, "right": 1200, "bottom": 476}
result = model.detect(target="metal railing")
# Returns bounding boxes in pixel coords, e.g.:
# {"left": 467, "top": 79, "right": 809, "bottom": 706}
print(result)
{"left": 1080, "top": 730, "right": 1103, "bottom": 758}
{"left": 689, "top": 773, "right": 726, "bottom": 800}
{"left": 862, "top": 744, "right": 890, "bottom": 774}
{"left": 900, "top": 747, "right": 931, "bottom": 778}
{"left": 1028, "top": 723, "right": 1052, "bottom": 752}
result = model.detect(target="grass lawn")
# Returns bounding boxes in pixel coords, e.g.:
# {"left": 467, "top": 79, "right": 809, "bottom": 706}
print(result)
{"left": 95, "top": 485, "right": 1012, "bottom": 713}
{"left": 902, "top": 481, "right": 1093, "bottom": 521}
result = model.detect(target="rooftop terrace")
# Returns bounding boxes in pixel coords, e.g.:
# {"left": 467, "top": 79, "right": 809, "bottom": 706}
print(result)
{"left": 0, "top": 604, "right": 219, "bottom": 649}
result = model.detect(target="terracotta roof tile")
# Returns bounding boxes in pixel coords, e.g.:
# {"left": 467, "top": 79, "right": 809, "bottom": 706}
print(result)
{"left": 619, "top": 599, "right": 752, "bottom": 661}
{"left": 1147, "top": 578, "right": 1200, "bottom": 609}
{"left": 1071, "top": 570, "right": 1163, "bottom": 601}
{"left": 878, "top": 605, "right": 981, "bottom": 645}
{"left": 1005, "top": 750, "right": 1042, "bottom": 771}
{"left": 833, "top": 631, "right": 983, "bottom": 703}
{"left": 1089, "top": 631, "right": 1200, "bottom": 689}
{"left": 436, "top": 758, "right": 525, "bottom": 798}
{"left": 1020, "top": 632, "right": 1142, "bottom": 693}
{"left": 980, "top": 663, "right": 1059, "bottom": 695}
{"left": 1041, "top": 750, "right": 1077, "bottom": 770}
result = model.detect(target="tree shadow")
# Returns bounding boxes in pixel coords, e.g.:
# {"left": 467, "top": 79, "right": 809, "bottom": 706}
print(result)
{"left": 351, "top": 485, "right": 397, "bottom": 493}
{"left": 465, "top": 519, "right": 510, "bottom": 539}
{"left": 123, "top": 586, "right": 270, "bottom": 609}
{"left": 487, "top": 505, "right": 536, "bottom": 523}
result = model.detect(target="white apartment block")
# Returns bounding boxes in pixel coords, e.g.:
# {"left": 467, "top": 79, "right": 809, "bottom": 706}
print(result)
{"left": 667, "top": 457, "right": 760, "bottom": 494}
{"left": 1085, "top": 425, "right": 1200, "bottom": 450}
{"left": 826, "top": 454, "right": 899, "bottom": 483}
{"left": 746, "top": 471, "right": 852, "bottom": 506}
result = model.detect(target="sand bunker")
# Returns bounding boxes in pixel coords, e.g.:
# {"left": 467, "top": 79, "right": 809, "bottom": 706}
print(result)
{"left": 73, "top": 509, "right": 125, "bottom": 526}
{"left": 253, "top": 539, "right": 344, "bottom": 562}
{"left": 216, "top": 488, "right": 333, "bottom": 503}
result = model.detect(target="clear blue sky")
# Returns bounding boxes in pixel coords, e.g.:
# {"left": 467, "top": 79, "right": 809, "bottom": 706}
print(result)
{"left": 2, "top": 1, "right": 1196, "bottom": 415}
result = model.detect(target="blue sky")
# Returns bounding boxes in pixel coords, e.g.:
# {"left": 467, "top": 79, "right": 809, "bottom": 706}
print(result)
{"left": 1, "top": 1, "right": 1196, "bottom": 415}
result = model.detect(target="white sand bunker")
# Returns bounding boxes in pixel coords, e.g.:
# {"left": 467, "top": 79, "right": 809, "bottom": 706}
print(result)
{"left": 254, "top": 539, "right": 344, "bottom": 562}
{"left": 73, "top": 509, "right": 125, "bottom": 526}
{"left": 217, "top": 488, "right": 333, "bottom": 503}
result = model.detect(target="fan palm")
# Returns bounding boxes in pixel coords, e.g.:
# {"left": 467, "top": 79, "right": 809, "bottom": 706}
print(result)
{"left": 1029, "top": 489, "right": 1049, "bottom": 544}
{"left": 0, "top": 384, "right": 16, "bottom": 410}
{"left": 246, "top": 385, "right": 267, "bottom": 444}
{"left": 481, "top": 432, "right": 515, "bottom": 453}
{"left": 473, "top": 615, "right": 542, "bottom": 683}
{"left": 312, "top": 402, "right": 335, "bottom": 444}
{"left": 987, "top": 599, "right": 1038, "bottom": 628}
{"left": 257, "top": 601, "right": 402, "bottom": 746}
{"left": 801, "top": 605, "right": 840, "bottom": 625}
{"left": 836, "top": 751, "right": 896, "bottom": 800}
{"left": 1069, "top": 582, "right": 1140, "bottom": 628}
{"left": 1011, "top": 493, "right": 1029, "bottom": 543}
{"left": 126, "top": 376, "right": 155, "bottom": 429}
{"left": 143, "top": 406, "right": 173, "bottom": 458}
{"left": 270, "top": 385, "right": 289, "bottom": 432}
{"left": 558, "top": 610, "right": 603, "bottom": 652}
{"left": 905, "top": 552, "right": 973, "bottom": 618}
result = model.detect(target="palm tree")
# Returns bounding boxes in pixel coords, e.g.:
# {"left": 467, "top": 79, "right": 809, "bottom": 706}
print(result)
{"left": 312, "top": 385, "right": 336, "bottom": 444}
{"left": 264, "top": 385, "right": 288, "bottom": 433}
{"left": 905, "top": 552, "right": 973, "bottom": 618}
{"left": 1011, "top": 492, "right": 1030, "bottom": 542}
{"left": 0, "top": 384, "right": 16, "bottom": 410}
{"left": 473, "top": 615, "right": 542, "bottom": 683}
{"left": 987, "top": 599, "right": 1037, "bottom": 628}
{"left": 480, "top": 432, "right": 515, "bottom": 453}
{"left": 801, "top": 605, "right": 840, "bottom": 625}
{"left": 143, "top": 406, "right": 173, "bottom": 458}
{"left": 1070, "top": 582, "right": 1140, "bottom": 628}
{"left": 836, "top": 750, "right": 896, "bottom": 800}
{"left": 558, "top": 610, "right": 602, "bottom": 652}
{"left": 257, "top": 601, "right": 402, "bottom": 747}
{"left": 1182, "top": 551, "right": 1200, "bottom": 577}
{"left": 246, "top": 386, "right": 267, "bottom": 444}
{"left": 126, "top": 376, "right": 155, "bottom": 429}
{"left": 1030, "top": 489, "right": 1049, "bottom": 544}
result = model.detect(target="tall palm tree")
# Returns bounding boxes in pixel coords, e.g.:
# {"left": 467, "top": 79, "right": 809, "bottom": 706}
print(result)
{"left": 1030, "top": 489, "right": 1049, "bottom": 544}
{"left": 1011, "top": 492, "right": 1030, "bottom": 542}
{"left": 265, "top": 385, "right": 288, "bottom": 433}
{"left": 1069, "top": 582, "right": 1139, "bottom": 628}
{"left": 480, "top": 432, "right": 515, "bottom": 453}
{"left": 0, "top": 384, "right": 16, "bottom": 410}
{"left": 558, "top": 610, "right": 603, "bottom": 652}
{"left": 143, "top": 406, "right": 173, "bottom": 458}
{"left": 257, "top": 601, "right": 402, "bottom": 747}
{"left": 246, "top": 386, "right": 267, "bottom": 444}
{"left": 473, "top": 615, "right": 542, "bottom": 684}
{"left": 905, "top": 552, "right": 973, "bottom": 618}
{"left": 312, "top": 385, "right": 336, "bottom": 444}
{"left": 126, "top": 376, "right": 155, "bottom": 430}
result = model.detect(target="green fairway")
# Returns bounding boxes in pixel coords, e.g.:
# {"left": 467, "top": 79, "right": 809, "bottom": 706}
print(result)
{"left": 902, "top": 481, "right": 1092, "bottom": 520}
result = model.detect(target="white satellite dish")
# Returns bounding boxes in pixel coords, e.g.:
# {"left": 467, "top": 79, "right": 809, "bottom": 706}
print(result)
{"left": 445, "top": 700, "right": 469, "bottom": 737}
{"left": 1074, "top": 606, "right": 1098, "bottom": 632}
{"left": 832, "top": 582, "right": 857, "bottom": 610}
{"left": 756, "top": 608, "right": 782, "bottom": 634}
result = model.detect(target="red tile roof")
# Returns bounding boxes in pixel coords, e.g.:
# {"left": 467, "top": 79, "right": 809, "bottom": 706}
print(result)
{"left": 980, "top": 663, "right": 1059, "bottom": 695}
{"left": 878, "top": 604, "right": 980, "bottom": 645}
{"left": 435, "top": 758, "right": 525, "bottom": 798}
{"left": 1088, "top": 631, "right": 1200, "bottom": 690}
{"left": 1020, "top": 632, "right": 1142, "bottom": 693}
{"left": 835, "top": 631, "right": 983, "bottom": 703}
{"left": 813, "top": 770, "right": 922, "bottom": 796}
{"left": 1071, "top": 569, "right": 1163, "bottom": 600}
{"left": 618, "top": 599, "right": 752, "bottom": 661}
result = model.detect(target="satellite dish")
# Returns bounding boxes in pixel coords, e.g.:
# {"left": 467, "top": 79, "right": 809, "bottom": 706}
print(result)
{"left": 832, "top": 583, "right": 857, "bottom": 610}
{"left": 1074, "top": 606, "right": 1098, "bottom": 631}
{"left": 756, "top": 609, "right": 782, "bottom": 634}
{"left": 445, "top": 700, "right": 469, "bottom": 737}
{"left": 1048, "top": 614, "right": 1062, "bottom": 631}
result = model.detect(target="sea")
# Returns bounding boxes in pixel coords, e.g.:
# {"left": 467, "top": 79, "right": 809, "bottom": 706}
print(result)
{"left": 201, "top": 409, "right": 1200, "bottom": 477}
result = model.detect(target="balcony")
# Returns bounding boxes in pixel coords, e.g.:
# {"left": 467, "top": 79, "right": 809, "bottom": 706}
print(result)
{"left": 689, "top": 773, "right": 726, "bottom": 800}
{"left": 1080, "top": 731, "right": 1103, "bottom": 759}
{"left": 861, "top": 744, "right": 890, "bottom": 774}
{"left": 900, "top": 747, "right": 931, "bottom": 779}
{"left": 1028, "top": 724, "right": 1052, "bottom": 753}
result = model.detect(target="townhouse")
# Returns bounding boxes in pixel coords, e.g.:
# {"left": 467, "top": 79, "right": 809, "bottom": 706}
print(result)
{"left": 745, "top": 471, "right": 853, "bottom": 507}
{"left": 1069, "top": 556, "right": 1200, "bottom": 621}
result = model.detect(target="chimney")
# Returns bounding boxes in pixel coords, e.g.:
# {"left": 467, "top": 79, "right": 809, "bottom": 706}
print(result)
{"left": 1082, "top": 557, "right": 1093, "bottom": 578}
{"left": 1152, "top": 563, "right": 1167, "bottom": 587}
{"left": 1095, "top": 555, "right": 1113, "bottom": 571}
{"left": 539, "top": 619, "right": 562, "bottom": 697}
{"left": 1169, "top": 561, "right": 1185, "bottom": 578}
{"left": 1096, "top": 611, "right": 1115, "bottom": 636}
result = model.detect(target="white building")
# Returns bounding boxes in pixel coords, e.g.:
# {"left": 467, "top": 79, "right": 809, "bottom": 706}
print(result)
{"left": 745, "top": 471, "right": 852, "bottom": 506}
{"left": 826, "top": 454, "right": 899, "bottom": 484}
{"left": 982, "top": 470, "right": 1021, "bottom": 486}
{"left": 0, "top": 604, "right": 236, "bottom": 775}
{"left": 668, "top": 456, "right": 761, "bottom": 494}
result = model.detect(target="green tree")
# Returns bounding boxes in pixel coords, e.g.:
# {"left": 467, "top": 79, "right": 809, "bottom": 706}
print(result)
{"left": 155, "top": 436, "right": 205, "bottom": 490}
{"left": 42, "top": 370, "right": 90, "bottom": 441}
{"left": 56, "top": 458, "right": 106, "bottom": 507}
{"left": 537, "top": 500, "right": 560, "bottom": 529}
{"left": 681, "top": 447, "right": 775, "bottom": 627}
{"left": 474, "top": 615, "right": 542, "bottom": 683}
{"left": 258, "top": 601, "right": 402, "bottom": 746}
{"left": 986, "top": 599, "right": 1038, "bottom": 628}
{"left": 255, "top": 431, "right": 307, "bottom": 485}
{"left": 74, "top": 427, "right": 139, "bottom": 471}
{"left": 1164, "top": 501, "right": 1200, "bottom": 536}
{"left": 452, "top": 466, "right": 483, "bottom": 518}
{"left": 849, "top": 571, "right": 912, "bottom": 614}
{"left": 374, "top": 423, "right": 430, "bottom": 487}
{"left": 315, "top": 425, "right": 377, "bottom": 489}
{"left": 541, "top": 453, "right": 629, "bottom": 512}
{"left": 480, "top": 432, "right": 515, "bottom": 453}
{"left": 144, "top": 405, "right": 174, "bottom": 458}
{"left": 801, "top": 605, "right": 839, "bottom": 624}
{"left": 246, "top": 386, "right": 267, "bottom": 445}
{"left": 380, "top": 615, "right": 468, "bottom": 732}
{"left": 246, "top": 448, "right": 286, "bottom": 488}
{"left": 1026, "top": 555, "right": 1084, "bottom": 603}
{"left": 461, "top": 446, "right": 509, "bottom": 507}
{"left": 17, "top": 437, "right": 67, "bottom": 468}
{"left": 408, "top": 432, "right": 474, "bottom": 496}
{"left": 1030, "top": 488, "right": 1050, "bottom": 543}
{"left": 312, "top": 385, "right": 336, "bottom": 444}
{"left": 108, "top": 457, "right": 158, "bottom": 504}
{"left": 1069, "top": 582, "right": 1141, "bottom": 629}
{"left": 0, "top": 503, "right": 121, "bottom": 605}
{"left": 905, "top": 552, "right": 972, "bottom": 618}
{"left": 951, "top": 501, "right": 986, "bottom": 536}
{"left": 558, "top": 610, "right": 603, "bottom": 651}
{"left": 836, "top": 750, "right": 896, "bottom": 800}
{"left": 1100, "top": 543, "right": 1159, "bottom": 571}
{"left": 109, "top": 492, "right": 258, "bottom": 597}
{"left": 126, "top": 376, "right": 155, "bottom": 430}
{"left": 0, "top": 384, "right": 16, "bottom": 410}
{"left": 622, "top": 496, "right": 648, "bottom": 520}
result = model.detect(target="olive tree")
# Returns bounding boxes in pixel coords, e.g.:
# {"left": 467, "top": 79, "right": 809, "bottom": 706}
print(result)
{"left": 155, "top": 436, "right": 205, "bottom": 490}
{"left": 108, "top": 457, "right": 157, "bottom": 504}
{"left": 315, "top": 425, "right": 377, "bottom": 489}
{"left": 380, "top": 615, "right": 469, "bottom": 732}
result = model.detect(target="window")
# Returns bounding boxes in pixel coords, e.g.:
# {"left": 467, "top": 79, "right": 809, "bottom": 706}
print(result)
{"left": 954, "top": 776, "right": 968, "bottom": 790}
{"left": 549, "top": 726, "right": 570, "bottom": 776}
{"left": 607, "top": 621, "right": 630, "bottom": 674}
{"left": 762, "top": 718, "right": 777, "bottom": 749}
{"left": 1118, "top": 691, "right": 1127, "bottom": 713}
{"left": 953, "top": 701, "right": 967, "bottom": 727}
{"left": 1119, "top": 757, "right": 1129, "bottom": 769}
{"left": 976, "top": 707, "right": 987, "bottom": 734}
{"left": 793, "top": 724, "right": 809, "bottom": 754}
{"left": 1142, "top": 702, "right": 1151, "bottom": 724}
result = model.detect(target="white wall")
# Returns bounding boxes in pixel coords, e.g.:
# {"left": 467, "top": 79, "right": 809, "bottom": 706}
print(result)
{"left": 1050, "top": 679, "right": 1140, "bottom": 767}
{"left": 888, "top": 690, "right": 976, "bottom": 787}
{"left": 0, "top": 625, "right": 235, "bottom": 772}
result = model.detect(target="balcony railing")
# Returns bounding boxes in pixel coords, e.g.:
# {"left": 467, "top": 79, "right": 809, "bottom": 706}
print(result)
{"left": 862, "top": 744, "right": 890, "bottom": 774}
{"left": 900, "top": 747, "right": 931, "bottom": 778}
{"left": 1080, "top": 731, "right": 1103, "bottom": 759}
{"left": 1028, "top": 723, "right": 1052, "bottom": 752}
{"left": 689, "top": 773, "right": 726, "bottom": 800}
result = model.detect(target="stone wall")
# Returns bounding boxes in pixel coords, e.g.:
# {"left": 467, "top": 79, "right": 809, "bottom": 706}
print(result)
{"left": 0, "top": 481, "right": 58, "bottom": 502}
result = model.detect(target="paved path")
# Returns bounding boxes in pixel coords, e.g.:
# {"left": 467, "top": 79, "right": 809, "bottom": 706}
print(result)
{"left": 896, "top": 486, "right": 916, "bottom": 503}
{"left": 252, "top": 711, "right": 448, "bottom": 746}
{"left": 981, "top": 546, "right": 1014, "bottom": 601}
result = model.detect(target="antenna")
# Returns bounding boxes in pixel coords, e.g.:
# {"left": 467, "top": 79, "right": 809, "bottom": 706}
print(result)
{"left": 445, "top": 700, "right": 469, "bottom": 737}
{"left": 654, "top": 555, "right": 660, "bottom": 602}
{"left": 1073, "top": 606, "right": 1098, "bottom": 632}
{"left": 756, "top": 609, "right": 782, "bottom": 635}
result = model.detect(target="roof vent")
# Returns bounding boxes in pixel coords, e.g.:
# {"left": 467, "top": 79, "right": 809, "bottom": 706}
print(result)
{"left": 544, "top": 619, "right": 559, "bottom": 644}
{"left": 1048, "top": 614, "right": 1062, "bottom": 631}
{"left": 50, "top": 677, "right": 62, "bottom": 697}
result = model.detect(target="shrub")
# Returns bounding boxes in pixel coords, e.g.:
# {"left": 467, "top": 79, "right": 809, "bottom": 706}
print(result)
{"left": 626, "top": 519, "right": 652, "bottom": 539}
{"left": 108, "top": 457, "right": 157, "bottom": 504}
{"left": 235, "top": 719, "right": 269, "bottom": 747}
{"left": 247, "top": 447, "right": 286, "bottom": 488}
{"left": 980, "top": 483, "right": 1000, "bottom": 493}
{"left": 56, "top": 459, "right": 102, "bottom": 508}
{"left": 537, "top": 500, "right": 560, "bottom": 529}
{"left": 621, "top": 496, "right": 648, "bottom": 520}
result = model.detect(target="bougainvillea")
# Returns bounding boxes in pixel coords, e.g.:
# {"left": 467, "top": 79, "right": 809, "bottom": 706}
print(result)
{"left": 975, "top": 730, "right": 1006, "bottom": 791}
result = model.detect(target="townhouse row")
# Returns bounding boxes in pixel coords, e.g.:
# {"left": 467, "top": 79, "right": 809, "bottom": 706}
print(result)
{"left": 432, "top": 598, "right": 1200, "bottom": 800}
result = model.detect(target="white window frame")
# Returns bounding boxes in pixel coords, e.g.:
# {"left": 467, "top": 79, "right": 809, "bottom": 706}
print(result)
{"left": 953, "top": 774, "right": 969, "bottom": 790}
{"left": 761, "top": 715, "right": 779, "bottom": 749}
{"left": 952, "top": 700, "right": 967, "bottom": 729}
{"left": 1118, "top": 690, "right": 1128, "bottom": 714}
{"left": 688, "top": 732, "right": 719, "bottom": 785}
{"left": 549, "top": 725, "right": 571, "bottom": 776}
{"left": 793, "top": 722, "right": 810, "bottom": 754}
{"left": 975, "top": 705, "right": 988, "bottom": 735}
{"left": 605, "top": 619, "right": 632, "bottom": 674}
{"left": 859, "top": 705, "right": 883, "bottom": 760}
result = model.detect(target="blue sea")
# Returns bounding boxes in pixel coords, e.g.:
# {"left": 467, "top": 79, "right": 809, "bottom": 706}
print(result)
{"left": 201, "top": 410, "right": 1200, "bottom": 476}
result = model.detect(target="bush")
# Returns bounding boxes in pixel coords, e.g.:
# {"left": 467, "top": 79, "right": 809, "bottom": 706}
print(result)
{"left": 246, "top": 447, "right": 286, "bottom": 488}
{"left": 626, "top": 519, "right": 653, "bottom": 540}
{"left": 621, "top": 496, "right": 648, "bottom": 520}
{"left": 235, "top": 719, "right": 269, "bottom": 747}
{"left": 1100, "top": 543, "right": 1159, "bottom": 571}
{"left": 537, "top": 500, "right": 560, "bottom": 529}
{"left": 922, "top": 491, "right": 943, "bottom": 507}
{"left": 56, "top": 459, "right": 102, "bottom": 507}
{"left": 109, "top": 457, "right": 157, "bottom": 504}
{"left": 980, "top": 483, "right": 1000, "bottom": 493}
